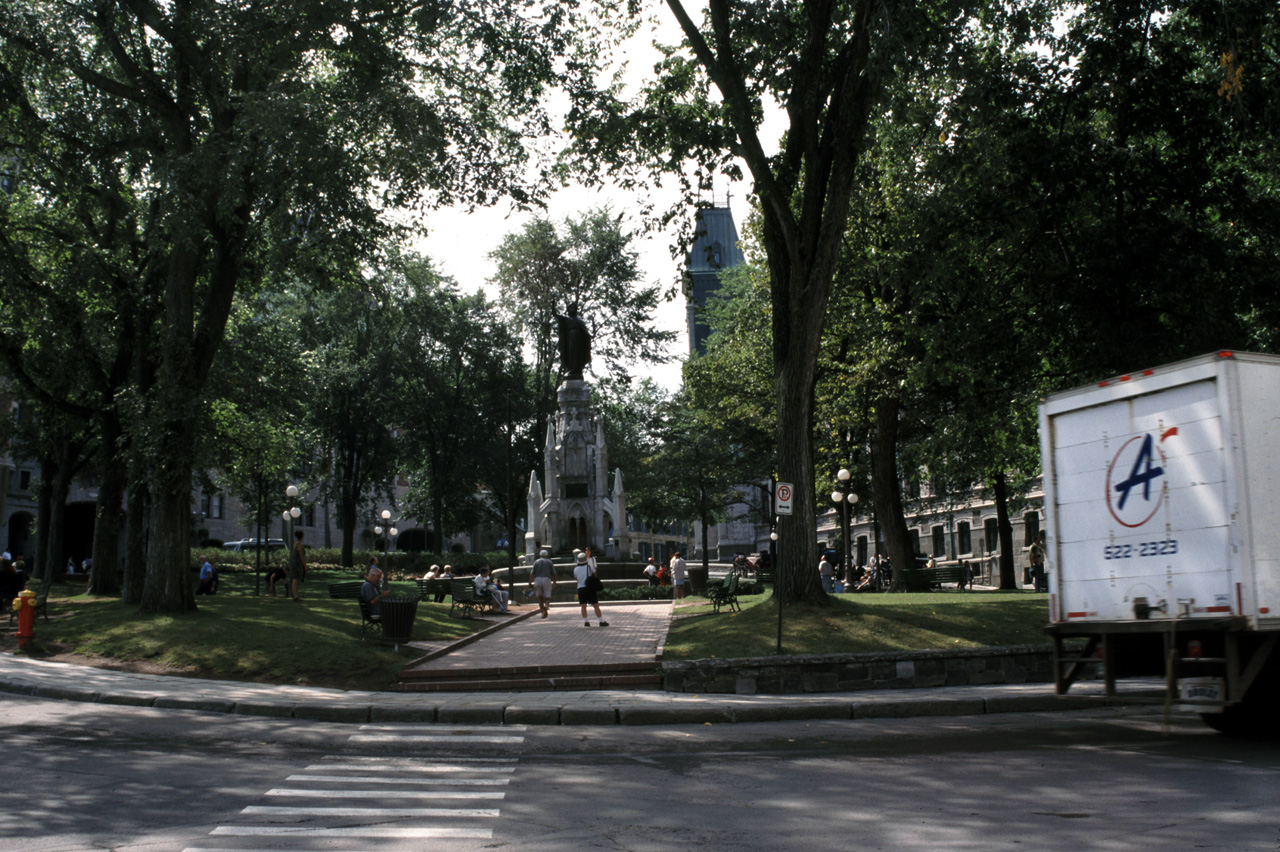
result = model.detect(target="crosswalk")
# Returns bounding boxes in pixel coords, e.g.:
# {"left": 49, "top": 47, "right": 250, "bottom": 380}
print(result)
{"left": 184, "top": 725, "right": 525, "bottom": 850}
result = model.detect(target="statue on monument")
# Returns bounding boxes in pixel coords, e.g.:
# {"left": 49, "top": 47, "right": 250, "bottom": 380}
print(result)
{"left": 552, "top": 303, "right": 592, "bottom": 380}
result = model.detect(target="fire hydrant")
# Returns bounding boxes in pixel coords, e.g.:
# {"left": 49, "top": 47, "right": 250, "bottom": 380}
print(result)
{"left": 14, "top": 589, "right": 35, "bottom": 649}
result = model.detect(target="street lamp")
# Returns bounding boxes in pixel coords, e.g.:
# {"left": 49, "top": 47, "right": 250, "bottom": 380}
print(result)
{"left": 376, "top": 508, "right": 398, "bottom": 579}
{"left": 771, "top": 524, "right": 781, "bottom": 653}
{"left": 831, "top": 468, "right": 858, "bottom": 586}
{"left": 285, "top": 484, "right": 300, "bottom": 544}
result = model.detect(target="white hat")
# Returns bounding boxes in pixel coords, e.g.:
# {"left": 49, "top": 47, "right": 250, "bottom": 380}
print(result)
{"left": 576, "top": 552, "right": 588, "bottom": 564}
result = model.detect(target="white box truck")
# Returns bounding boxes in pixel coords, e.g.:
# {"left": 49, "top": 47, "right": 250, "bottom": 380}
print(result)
{"left": 1039, "top": 350, "right": 1280, "bottom": 734}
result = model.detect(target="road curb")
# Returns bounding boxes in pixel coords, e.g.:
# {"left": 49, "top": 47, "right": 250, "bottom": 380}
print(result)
{"left": 0, "top": 655, "right": 1169, "bottom": 727}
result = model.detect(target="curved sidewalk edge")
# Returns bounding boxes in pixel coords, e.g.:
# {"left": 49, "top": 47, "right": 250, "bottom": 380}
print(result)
{"left": 0, "top": 654, "right": 1168, "bottom": 726}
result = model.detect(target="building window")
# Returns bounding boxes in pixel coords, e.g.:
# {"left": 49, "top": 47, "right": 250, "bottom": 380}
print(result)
{"left": 1023, "top": 511, "right": 1040, "bottom": 545}
{"left": 984, "top": 518, "right": 1000, "bottom": 554}
{"left": 303, "top": 505, "right": 315, "bottom": 527}
{"left": 856, "top": 536, "right": 868, "bottom": 567}
{"left": 200, "top": 493, "right": 225, "bottom": 520}
{"left": 18, "top": 470, "right": 31, "bottom": 491}
{"left": 932, "top": 525, "right": 946, "bottom": 558}
{"left": 908, "top": 528, "right": 921, "bottom": 555}
{"left": 958, "top": 522, "right": 972, "bottom": 555}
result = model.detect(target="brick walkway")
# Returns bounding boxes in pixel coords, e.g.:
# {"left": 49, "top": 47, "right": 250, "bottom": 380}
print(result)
{"left": 400, "top": 601, "right": 672, "bottom": 676}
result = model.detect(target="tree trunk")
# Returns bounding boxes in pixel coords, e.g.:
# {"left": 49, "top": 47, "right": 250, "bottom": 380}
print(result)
{"left": 122, "top": 477, "right": 147, "bottom": 604}
{"left": 992, "top": 471, "right": 1018, "bottom": 590}
{"left": 34, "top": 456, "right": 53, "bottom": 582}
{"left": 88, "top": 447, "right": 125, "bottom": 596}
{"left": 773, "top": 359, "right": 826, "bottom": 605}
{"left": 45, "top": 450, "right": 75, "bottom": 582}
{"left": 870, "top": 395, "right": 914, "bottom": 590}
{"left": 139, "top": 433, "right": 197, "bottom": 613}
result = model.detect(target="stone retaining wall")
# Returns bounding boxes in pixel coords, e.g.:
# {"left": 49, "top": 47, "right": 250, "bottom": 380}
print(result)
{"left": 661, "top": 644, "right": 1091, "bottom": 694}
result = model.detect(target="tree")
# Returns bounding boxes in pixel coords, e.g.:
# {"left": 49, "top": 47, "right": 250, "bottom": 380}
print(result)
{"left": 489, "top": 208, "right": 675, "bottom": 470}
{"left": 0, "top": 0, "right": 617, "bottom": 612}
{"left": 300, "top": 280, "right": 401, "bottom": 569}
{"left": 394, "top": 257, "right": 529, "bottom": 556}
{"left": 568, "top": 0, "right": 993, "bottom": 603}
{"left": 644, "top": 393, "right": 749, "bottom": 572}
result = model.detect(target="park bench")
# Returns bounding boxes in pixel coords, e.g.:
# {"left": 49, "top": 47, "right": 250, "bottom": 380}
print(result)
{"left": 357, "top": 598, "right": 384, "bottom": 639}
{"left": 755, "top": 569, "right": 776, "bottom": 586}
{"left": 328, "top": 580, "right": 385, "bottom": 638}
{"left": 449, "top": 578, "right": 494, "bottom": 619}
{"left": 708, "top": 572, "right": 741, "bottom": 614}
{"left": 327, "top": 580, "right": 364, "bottom": 600}
{"left": 900, "top": 564, "right": 970, "bottom": 591}
{"left": 416, "top": 578, "right": 451, "bottom": 603}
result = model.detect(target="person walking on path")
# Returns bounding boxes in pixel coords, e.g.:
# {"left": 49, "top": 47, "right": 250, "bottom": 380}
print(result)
{"left": 529, "top": 549, "right": 557, "bottom": 618}
{"left": 196, "top": 556, "right": 217, "bottom": 596}
{"left": 574, "top": 552, "right": 608, "bottom": 627}
{"left": 287, "top": 530, "right": 307, "bottom": 602}
{"left": 669, "top": 551, "right": 687, "bottom": 601}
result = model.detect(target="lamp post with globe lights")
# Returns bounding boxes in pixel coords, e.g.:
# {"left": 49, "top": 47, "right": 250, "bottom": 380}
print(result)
{"left": 374, "top": 508, "right": 398, "bottom": 581}
{"left": 831, "top": 469, "right": 858, "bottom": 588}
{"left": 772, "top": 525, "right": 782, "bottom": 653}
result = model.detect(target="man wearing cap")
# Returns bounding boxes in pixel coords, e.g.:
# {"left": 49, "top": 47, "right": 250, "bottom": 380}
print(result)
{"left": 360, "top": 566, "right": 389, "bottom": 620}
{"left": 573, "top": 551, "right": 608, "bottom": 627}
{"left": 529, "top": 549, "right": 557, "bottom": 619}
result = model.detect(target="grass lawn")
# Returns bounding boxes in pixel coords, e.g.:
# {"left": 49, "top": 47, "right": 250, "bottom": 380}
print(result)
{"left": 663, "top": 590, "right": 1053, "bottom": 659}
{"left": 6, "top": 571, "right": 1053, "bottom": 690}
{"left": 3, "top": 569, "right": 487, "bottom": 691}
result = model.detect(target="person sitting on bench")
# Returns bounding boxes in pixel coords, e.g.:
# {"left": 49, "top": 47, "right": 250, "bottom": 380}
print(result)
{"left": 360, "top": 566, "right": 390, "bottom": 619}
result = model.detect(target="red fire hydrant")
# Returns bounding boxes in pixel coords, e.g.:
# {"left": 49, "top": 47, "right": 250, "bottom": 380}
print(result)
{"left": 14, "top": 589, "right": 35, "bottom": 649}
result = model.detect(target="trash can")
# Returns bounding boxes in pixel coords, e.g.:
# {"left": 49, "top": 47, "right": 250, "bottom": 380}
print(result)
{"left": 380, "top": 597, "right": 418, "bottom": 643}
{"left": 688, "top": 566, "right": 709, "bottom": 595}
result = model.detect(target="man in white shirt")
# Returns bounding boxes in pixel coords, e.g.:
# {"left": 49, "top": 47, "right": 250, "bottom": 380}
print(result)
{"left": 670, "top": 551, "right": 687, "bottom": 601}
{"left": 573, "top": 552, "right": 608, "bottom": 627}
{"left": 473, "top": 566, "right": 509, "bottom": 612}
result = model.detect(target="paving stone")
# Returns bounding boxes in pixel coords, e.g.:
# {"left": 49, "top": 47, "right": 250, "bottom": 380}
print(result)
{"left": 559, "top": 705, "right": 618, "bottom": 725}
{"left": 153, "top": 696, "right": 236, "bottom": 713}
{"left": 853, "top": 697, "right": 985, "bottom": 718}
{"left": 436, "top": 703, "right": 507, "bottom": 724}
{"left": 370, "top": 704, "right": 438, "bottom": 723}
{"left": 293, "top": 703, "right": 371, "bottom": 722}
{"left": 504, "top": 705, "right": 561, "bottom": 725}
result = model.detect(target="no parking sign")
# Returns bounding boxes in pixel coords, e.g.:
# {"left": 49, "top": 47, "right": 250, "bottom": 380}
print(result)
{"left": 776, "top": 481, "right": 794, "bottom": 516}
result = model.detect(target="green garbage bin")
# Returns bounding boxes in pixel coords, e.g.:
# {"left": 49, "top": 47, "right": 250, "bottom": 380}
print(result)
{"left": 380, "top": 597, "right": 418, "bottom": 642}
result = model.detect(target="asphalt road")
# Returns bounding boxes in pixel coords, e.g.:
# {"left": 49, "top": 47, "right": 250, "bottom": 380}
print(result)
{"left": 6, "top": 693, "right": 1279, "bottom": 852}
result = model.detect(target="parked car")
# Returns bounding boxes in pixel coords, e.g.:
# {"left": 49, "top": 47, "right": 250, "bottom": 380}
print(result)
{"left": 221, "top": 538, "right": 287, "bottom": 553}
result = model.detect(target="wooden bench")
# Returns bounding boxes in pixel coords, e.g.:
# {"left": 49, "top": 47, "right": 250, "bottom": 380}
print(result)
{"left": 416, "top": 578, "right": 451, "bottom": 603}
{"left": 708, "top": 572, "right": 741, "bottom": 613}
{"left": 755, "top": 569, "right": 776, "bottom": 586}
{"left": 900, "top": 564, "right": 971, "bottom": 591}
{"left": 357, "top": 598, "right": 383, "bottom": 639}
{"left": 327, "top": 580, "right": 365, "bottom": 600}
{"left": 328, "top": 580, "right": 385, "bottom": 638}
{"left": 449, "top": 578, "right": 494, "bottom": 619}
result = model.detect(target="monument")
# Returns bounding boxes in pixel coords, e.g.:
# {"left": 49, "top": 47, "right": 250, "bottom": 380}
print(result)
{"left": 526, "top": 306, "right": 628, "bottom": 559}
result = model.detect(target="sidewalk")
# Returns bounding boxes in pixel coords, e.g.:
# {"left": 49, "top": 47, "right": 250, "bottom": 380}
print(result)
{"left": 0, "top": 599, "right": 1162, "bottom": 726}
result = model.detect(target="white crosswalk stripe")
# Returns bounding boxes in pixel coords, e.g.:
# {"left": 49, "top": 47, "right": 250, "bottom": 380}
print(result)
{"left": 186, "top": 725, "right": 522, "bottom": 851}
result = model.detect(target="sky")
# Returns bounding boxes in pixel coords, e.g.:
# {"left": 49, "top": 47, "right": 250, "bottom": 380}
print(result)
{"left": 414, "top": 13, "right": 758, "bottom": 395}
